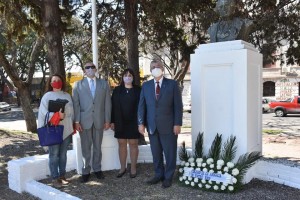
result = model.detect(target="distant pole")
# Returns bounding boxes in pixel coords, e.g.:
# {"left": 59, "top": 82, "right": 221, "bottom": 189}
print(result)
{"left": 91, "top": 0, "right": 98, "bottom": 69}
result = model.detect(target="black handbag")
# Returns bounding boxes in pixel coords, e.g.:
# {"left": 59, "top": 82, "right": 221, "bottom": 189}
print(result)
{"left": 37, "top": 112, "right": 64, "bottom": 146}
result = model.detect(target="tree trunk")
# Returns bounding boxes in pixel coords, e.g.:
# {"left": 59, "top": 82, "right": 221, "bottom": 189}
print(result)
{"left": 174, "top": 53, "right": 190, "bottom": 82}
{"left": 41, "top": 0, "right": 65, "bottom": 78}
{"left": 124, "top": 0, "right": 140, "bottom": 86}
{"left": 124, "top": 0, "right": 146, "bottom": 145}
{"left": 18, "top": 85, "right": 37, "bottom": 132}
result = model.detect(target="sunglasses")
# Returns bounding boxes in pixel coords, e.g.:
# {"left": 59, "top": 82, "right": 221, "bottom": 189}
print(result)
{"left": 85, "top": 65, "right": 96, "bottom": 69}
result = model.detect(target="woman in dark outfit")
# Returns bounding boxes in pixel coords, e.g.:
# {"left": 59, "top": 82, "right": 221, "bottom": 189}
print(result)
{"left": 111, "top": 68, "right": 141, "bottom": 178}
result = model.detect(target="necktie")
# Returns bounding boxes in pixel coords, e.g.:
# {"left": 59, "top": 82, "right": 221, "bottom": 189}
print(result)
{"left": 90, "top": 79, "right": 95, "bottom": 98}
{"left": 156, "top": 81, "right": 160, "bottom": 100}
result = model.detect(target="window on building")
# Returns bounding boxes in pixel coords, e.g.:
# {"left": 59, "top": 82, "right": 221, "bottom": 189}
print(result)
{"left": 263, "top": 81, "right": 275, "bottom": 96}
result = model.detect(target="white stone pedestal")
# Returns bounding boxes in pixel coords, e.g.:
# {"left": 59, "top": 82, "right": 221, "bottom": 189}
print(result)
{"left": 73, "top": 129, "right": 120, "bottom": 174}
{"left": 190, "top": 40, "right": 262, "bottom": 162}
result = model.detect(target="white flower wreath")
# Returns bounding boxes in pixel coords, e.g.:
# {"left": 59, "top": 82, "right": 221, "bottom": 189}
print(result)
{"left": 178, "top": 133, "right": 261, "bottom": 192}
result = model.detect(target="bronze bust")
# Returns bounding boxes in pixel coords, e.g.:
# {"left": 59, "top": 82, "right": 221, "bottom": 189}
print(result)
{"left": 208, "top": 0, "right": 253, "bottom": 43}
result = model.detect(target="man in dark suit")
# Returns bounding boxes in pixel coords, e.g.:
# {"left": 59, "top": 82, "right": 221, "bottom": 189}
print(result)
{"left": 138, "top": 59, "right": 183, "bottom": 188}
{"left": 73, "top": 62, "right": 111, "bottom": 183}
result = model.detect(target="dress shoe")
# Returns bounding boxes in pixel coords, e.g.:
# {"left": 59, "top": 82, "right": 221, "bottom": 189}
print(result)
{"left": 81, "top": 174, "right": 90, "bottom": 183}
{"left": 146, "top": 176, "right": 164, "bottom": 185}
{"left": 52, "top": 179, "right": 62, "bottom": 188}
{"left": 59, "top": 176, "right": 70, "bottom": 185}
{"left": 130, "top": 172, "right": 137, "bottom": 178}
{"left": 95, "top": 171, "right": 105, "bottom": 179}
{"left": 116, "top": 169, "right": 127, "bottom": 178}
{"left": 162, "top": 179, "right": 172, "bottom": 188}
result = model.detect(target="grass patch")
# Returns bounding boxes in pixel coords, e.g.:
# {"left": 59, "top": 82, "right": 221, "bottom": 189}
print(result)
{"left": 263, "top": 129, "right": 282, "bottom": 135}
{"left": 0, "top": 128, "right": 37, "bottom": 137}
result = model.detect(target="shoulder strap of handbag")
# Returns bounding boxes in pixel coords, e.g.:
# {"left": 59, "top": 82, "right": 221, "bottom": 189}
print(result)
{"left": 44, "top": 112, "right": 50, "bottom": 126}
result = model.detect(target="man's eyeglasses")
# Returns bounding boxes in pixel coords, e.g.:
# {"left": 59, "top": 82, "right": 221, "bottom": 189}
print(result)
{"left": 85, "top": 65, "right": 96, "bottom": 69}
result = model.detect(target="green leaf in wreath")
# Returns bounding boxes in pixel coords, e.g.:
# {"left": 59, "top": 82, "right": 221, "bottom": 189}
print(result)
{"left": 207, "top": 133, "right": 222, "bottom": 160}
{"left": 220, "top": 135, "right": 237, "bottom": 164}
{"left": 194, "top": 132, "right": 204, "bottom": 159}
{"left": 179, "top": 141, "right": 190, "bottom": 162}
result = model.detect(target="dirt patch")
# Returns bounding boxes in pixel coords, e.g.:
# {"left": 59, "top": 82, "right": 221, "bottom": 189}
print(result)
{"left": 263, "top": 133, "right": 300, "bottom": 162}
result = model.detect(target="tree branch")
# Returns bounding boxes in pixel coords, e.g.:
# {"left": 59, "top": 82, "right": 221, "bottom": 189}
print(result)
{"left": 27, "top": 37, "right": 44, "bottom": 84}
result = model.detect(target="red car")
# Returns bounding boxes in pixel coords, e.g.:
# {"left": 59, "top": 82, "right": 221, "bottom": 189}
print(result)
{"left": 269, "top": 96, "right": 300, "bottom": 117}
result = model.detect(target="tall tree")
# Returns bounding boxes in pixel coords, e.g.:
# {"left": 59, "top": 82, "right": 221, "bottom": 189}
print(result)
{"left": 124, "top": 0, "right": 140, "bottom": 85}
{"left": 41, "top": 0, "right": 65, "bottom": 77}
{"left": 0, "top": 0, "right": 81, "bottom": 131}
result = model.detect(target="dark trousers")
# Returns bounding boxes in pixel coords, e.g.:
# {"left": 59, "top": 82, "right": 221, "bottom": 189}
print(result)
{"left": 149, "top": 129, "right": 178, "bottom": 180}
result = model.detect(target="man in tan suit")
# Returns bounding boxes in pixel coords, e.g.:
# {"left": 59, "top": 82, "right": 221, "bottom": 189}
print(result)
{"left": 73, "top": 62, "right": 111, "bottom": 183}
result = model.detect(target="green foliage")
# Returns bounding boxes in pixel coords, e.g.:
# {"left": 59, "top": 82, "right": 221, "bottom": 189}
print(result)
{"left": 207, "top": 133, "right": 222, "bottom": 161}
{"left": 220, "top": 135, "right": 237, "bottom": 164}
{"left": 178, "top": 141, "right": 190, "bottom": 162}
{"left": 235, "top": 151, "right": 262, "bottom": 179}
{"left": 194, "top": 132, "right": 204, "bottom": 159}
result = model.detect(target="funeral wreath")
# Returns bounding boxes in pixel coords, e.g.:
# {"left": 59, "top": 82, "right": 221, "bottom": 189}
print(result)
{"left": 178, "top": 133, "right": 261, "bottom": 192}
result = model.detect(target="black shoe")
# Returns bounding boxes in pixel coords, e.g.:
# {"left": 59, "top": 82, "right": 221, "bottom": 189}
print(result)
{"left": 116, "top": 169, "right": 127, "bottom": 178}
{"left": 130, "top": 172, "right": 137, "bottom": 178}
{"left": 81, "top": 174, "right": 90, "bottom": 183}
{"left": 95, "top": 171, "right": 105, "bottom": 179}
{"left": 162, "top": 179, "right": 172, "bottom": 188}
{"left": 146, "top": 176, "right": 164, "bottom": 185}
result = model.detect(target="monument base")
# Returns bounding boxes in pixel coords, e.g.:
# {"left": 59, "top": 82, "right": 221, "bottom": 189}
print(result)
{"left": 191, "top": 40, "right": 262, "bottom": 182}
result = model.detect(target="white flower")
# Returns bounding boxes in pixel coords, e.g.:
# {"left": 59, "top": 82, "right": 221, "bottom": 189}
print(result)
{"left": 196, "top": 158, "right": 203, "bottom": 163}
{"left": 217, "top": 171, "right": 222, "bottom": 174}
{"left": 201, "top": 179, "right": 206, "bottom": 184}
{"left": 191, "top": 182, "right": 195, "bottom": 186}
{"left": 228, "top": 186, "right": 234, "bottom": 191}
{"left": 227, "top": 162, "right": 234, "bottom": 168}
{"left": 197, "top": 162, "right": 202, "bottom": 167}
{"left": 179, "top": 168, "right": 183, "bottom": 173}
{"left": 232, "top": 177, "right": 237, "bottom": 184}
{"left": 195, "top": 168, "right": 200, "bottom": 171}
{"left": 205, "top": 184, "right": 211, "bottom": 189}
{"left": 188, "top": 176, "right": 193, "bottom": 181}
{"left": 202, "top": 163, "right": 207, "bottom": 167}
{"left": 208, "top": 180, "right": 212, "bottom": 184}
{"left": 194, "top": 178, "right": 199, "bottom": 183}
{"left": 185, "top": 162, "right": 190, "bottom": 167}
{"left": 232, "top": 168, "right": 240, "bottom": 176}
{"left": 217, "top": 159, "right": 224, "bottom": 166}
{"left": 206, "top": 158, "right": 214, "bottom": 164}
{"left": 191, "top": 162, "right": 195, "bottom": 167}
{"left": 181, "top": 161, "right": 186, "bottom": 166}
{"left": 223, "top": 167, "right": 229, "bottom": 172}
{"left": 188, "top": 157, "right": 195, "bottom": 163}
{"left": 217, "top": 165, "right": 222, "bottom": 170}
{"left": 203, "top": 168, "right": 208, "bottom": 172}
{"left": 221, "top": 185, "right": 226, "bottom": 190}
{"left": 179, "top": 177, "right": 183, "bottom": 181}
{"left": 185, "top": 180, "right": 190, "bottom": 185}
{"left": 213, "top": 185, "right": 219, "bottom": 190}
{"left": 209, "top": 164, "right": 214, "bottom": 168}
{"left": 209, "top": 170, "right": 214, "bottom": 173}
{"left": 198, "top": 183, "right": 202, "bottom": 188}
{"left": 183, "top": 176, "right": 187, "bottom": 180}
{"left": 216, "top": 181, "right": 220, "bottom": 184}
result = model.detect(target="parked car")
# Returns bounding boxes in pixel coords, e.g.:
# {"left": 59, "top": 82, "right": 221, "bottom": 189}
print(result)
{"left": 262, "top": 98, "right": 270, "bottom": 113}
{"left": 0, "top": 102, "right": 11, "bottom": 111}
{"left": 183, "top": 100, "right": 191, "bottom": 113}
{"left": 269, "top": 96, "right": 300, "bottom": 117}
